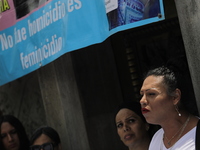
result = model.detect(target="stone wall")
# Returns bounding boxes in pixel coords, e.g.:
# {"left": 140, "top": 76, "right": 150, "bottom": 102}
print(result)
{"left": 0, "top": 71, "right": 46, "bottom": 138}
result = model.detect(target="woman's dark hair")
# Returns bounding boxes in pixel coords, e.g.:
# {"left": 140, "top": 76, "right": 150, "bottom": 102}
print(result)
{"left": 30, "top": 126, "right": 61, "bottom": 145}
{"left": 116, "top": 101, "right": 146, "bottom": 123}
{"left": 0, "top": 115, "right": 29, "bottom": 150}
{"left": 144, "top": 55, "right": 198, "bottom": 115}
{"left": 145, "top": 66, "right": 177, "bottom": 97}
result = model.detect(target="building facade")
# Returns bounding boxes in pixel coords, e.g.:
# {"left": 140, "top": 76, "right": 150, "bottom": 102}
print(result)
{"left": 0, "top": 0, "right": 199, "bottom": 149}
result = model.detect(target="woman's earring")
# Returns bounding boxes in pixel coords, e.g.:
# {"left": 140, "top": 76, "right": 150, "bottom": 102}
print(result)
{"left": 175, "top": 105, "right": 181, "bottom": 117}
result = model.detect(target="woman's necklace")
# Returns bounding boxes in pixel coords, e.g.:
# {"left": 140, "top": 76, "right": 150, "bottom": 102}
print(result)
{"left": 163, "top": 115, "right": 191, "bottom": 147}
{"left": 164, "top": 124, "right": 184, "bottom": 146}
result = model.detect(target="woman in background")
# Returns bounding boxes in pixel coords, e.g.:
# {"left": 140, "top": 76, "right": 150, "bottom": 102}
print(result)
{"left": 30, "top": 126, "right": 61, "bottom": 150}
{"left": 115, "top": 101, "right": 155, "bottom": 150}
{"left": 0, "top": 115, "right": 29, "bottom": 150}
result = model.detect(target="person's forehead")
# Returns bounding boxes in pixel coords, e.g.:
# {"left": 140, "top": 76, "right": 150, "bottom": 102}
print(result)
{"left": 33, "top": 134, "right": 54, "bottom": 145}
{"left": 142, "top": 76, "right": 164, "bottom": 89}
{"left": 116, "top": 108, "right": 140, "bottom": 121}
{"left": 1, "top": 122, "right": 15, "bottom": 133}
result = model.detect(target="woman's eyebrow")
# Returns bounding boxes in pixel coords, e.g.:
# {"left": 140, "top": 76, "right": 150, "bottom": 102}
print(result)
{"left": 147, "top": 88, "right": 158, "bottom": 91}
{"left": 116, "top": 121, "right": 122, "bottom": 124}
{"left": 125, "top": 116, "right": 136, "bottom": 120}
{"left": 141, "top": 87, "right": 157, "bottom": 92}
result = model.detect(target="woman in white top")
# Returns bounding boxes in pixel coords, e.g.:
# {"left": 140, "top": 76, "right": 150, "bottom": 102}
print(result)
{"left": 140, "top": 56, "right": 199, "bottom": 150}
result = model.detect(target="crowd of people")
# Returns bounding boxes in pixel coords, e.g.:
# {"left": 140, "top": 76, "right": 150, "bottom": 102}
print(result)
{"left": 1, "top": 58, "right": 199, "bottom": 150}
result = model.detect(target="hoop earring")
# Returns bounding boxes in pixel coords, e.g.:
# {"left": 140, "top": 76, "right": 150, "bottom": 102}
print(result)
{"left": 175, "top": 105, "right": 181, "bottom": 117}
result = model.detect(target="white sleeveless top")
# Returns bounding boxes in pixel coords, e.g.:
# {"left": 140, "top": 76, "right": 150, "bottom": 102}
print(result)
{"left": 149, "top": 127, "right": 196, "bottom": 150}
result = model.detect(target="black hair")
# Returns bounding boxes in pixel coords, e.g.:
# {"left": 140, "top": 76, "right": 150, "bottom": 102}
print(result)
{"left": 0, "top": 115, "right": 30, "bottom": 150}
{"left": 145, "top": 66, "right": 177, "bottom": 96}
{"left": 115, "top": 101, "right": 146, "bottom": 123}
{"left": 30, "top": 126, "right": 61, "bottom": 145}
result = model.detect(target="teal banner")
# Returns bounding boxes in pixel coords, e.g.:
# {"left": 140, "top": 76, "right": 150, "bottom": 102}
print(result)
{"left": 0, "top": 0, "right": 164, "bottom": 86}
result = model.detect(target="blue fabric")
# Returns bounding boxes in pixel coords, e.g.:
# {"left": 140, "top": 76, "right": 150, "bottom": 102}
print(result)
{"left": 0, "top": 0, "right": 164, "bottom": 85}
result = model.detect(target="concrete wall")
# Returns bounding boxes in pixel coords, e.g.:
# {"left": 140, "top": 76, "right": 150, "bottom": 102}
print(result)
{"left": 0, "top": 71, "right": 46, "bottom": 138}
{"left": 37, "top": 53, "right": 91, "bottom": 150}
{"left": 36, "top": 37, "right": 126, "bottom": 150}
{"left": 71, "top": 38, "right": 126, "bottom": 150}
{"left": 174, "top": 0, "right": 200, "bottom": 113}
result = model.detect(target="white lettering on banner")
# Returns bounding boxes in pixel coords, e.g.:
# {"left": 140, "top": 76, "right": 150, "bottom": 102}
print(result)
{"left": 0, "top": 28, "right": 27, "bottom": 51}
{"left": 67, "top": 0, "right": 82, "bottom": 12}
{"left": 0, "top": 0, "right": 83, "bottom": 51}
{"left": 28, "top": 1, "right": 66, "bottom": 37}
{"left": 0, "top": 0, "right": 83, "bottom": 71}
{"left": 20, "top": 34, "right": 62, "bottom": 69}
{"left": 0, "top": 33, "right": 14, "bottom": 50}
{"left": 14, "top": 27, "right": 27, "bottom": 44}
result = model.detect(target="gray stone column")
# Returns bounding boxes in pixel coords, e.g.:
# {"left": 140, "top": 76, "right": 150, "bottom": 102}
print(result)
{"left": 174, "top": 0, "right": 200, "bottom": 113}
{"left": 37, "top": 53, "right": 90, "bottom": 150}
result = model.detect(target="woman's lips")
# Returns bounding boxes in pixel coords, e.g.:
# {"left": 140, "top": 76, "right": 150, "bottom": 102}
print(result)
{"left": 141, "top": 108, "right": 149, "bottom": 114}
{"left": 9, "top": 143, "right": 17, "bottom": 149}
{"left": 124, "top": 134, "right": 134, "bottom": 140}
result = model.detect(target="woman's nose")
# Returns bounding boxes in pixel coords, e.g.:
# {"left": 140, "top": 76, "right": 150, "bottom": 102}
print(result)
{"left": 7, "top": 134, "right": 13, "bottom": 142}
{"left": 123, "top": 124, "right": 130, "bottom": 132}
{"left": 140, "top": 95, "right": 147, "bottom": 106}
